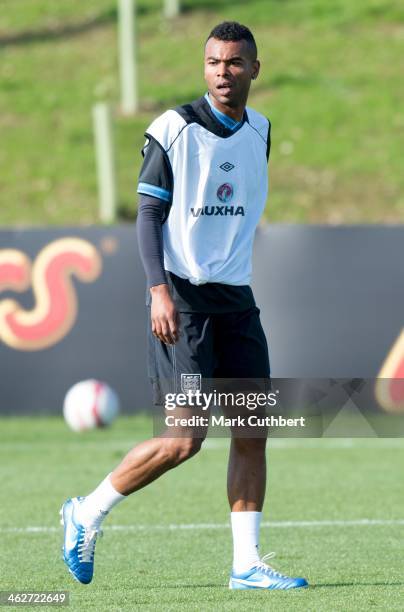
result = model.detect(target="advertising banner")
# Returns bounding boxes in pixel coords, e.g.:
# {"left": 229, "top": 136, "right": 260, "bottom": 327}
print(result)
{"left": 0, "top": 226, "right": 403, "bottom": 415}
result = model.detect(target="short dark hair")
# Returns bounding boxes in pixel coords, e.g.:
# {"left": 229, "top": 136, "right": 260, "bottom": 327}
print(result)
{"left": 206, "top": 22, "right": 257, "bottom": 60}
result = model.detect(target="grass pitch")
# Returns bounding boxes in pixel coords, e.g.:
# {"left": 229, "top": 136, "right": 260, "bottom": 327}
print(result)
{"left": 1, "top": 416, "right": 404, "bottom": 611}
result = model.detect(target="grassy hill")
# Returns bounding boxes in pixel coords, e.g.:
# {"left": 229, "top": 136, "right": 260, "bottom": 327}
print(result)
{"left": 1, "top": 0, "right": 403, "bottom": 224}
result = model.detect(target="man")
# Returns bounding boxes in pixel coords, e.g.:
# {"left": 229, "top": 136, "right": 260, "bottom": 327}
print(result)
{"left": 60, "top": 21, "right": 308, "bottom": 591}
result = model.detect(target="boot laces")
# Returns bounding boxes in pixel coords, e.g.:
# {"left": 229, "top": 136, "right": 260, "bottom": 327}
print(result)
{"left": 77, "top": 512, "right": 104, "bottom": 563}
{"left": 77, "top": 527, "right": 103, "bottom": 562}
{"left": 255, "top": 552, "right": 287, "bottom": 579}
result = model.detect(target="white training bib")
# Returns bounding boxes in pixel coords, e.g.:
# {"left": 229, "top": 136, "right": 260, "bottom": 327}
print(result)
{"left": 146, "top": 106, "right": 270, "bottom": 286}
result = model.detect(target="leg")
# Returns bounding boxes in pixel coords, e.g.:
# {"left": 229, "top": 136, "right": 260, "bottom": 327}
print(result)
{"left": 227, "top": 435, "right": 308, "bottom": 590}
{"left": 213, "top": 308, "right": 269, "bottom": 513}
{"left": 227, "top": 436, "right": 267, "bottom": 511}
{"left": 60, "top": 309, "right": 214, "bottom": 584}
{"left": 227, "top": 434, "right": 268, "bottom": 575}
{"left": 99, "top": 307, "right": 214, "bottom": 497}
{"left": 215, "top": 309, "right": 308, "bottom": 589}
{"left": 111, "top": 428, "right": 205, "bottom": 495}
{"left": 60, "top": 417, "right": 206, "bottom": 585}
{"left": 213, "top": 309, "right": 270, "bottom": 575}
{"left": 61, "top": 320, "right": 211, "bottom": 585}
{"left": 81, "top": 407, "right": 208, "bottom": 514}
{"left": 214, "top": 305, "right": 270, "bottom": 513}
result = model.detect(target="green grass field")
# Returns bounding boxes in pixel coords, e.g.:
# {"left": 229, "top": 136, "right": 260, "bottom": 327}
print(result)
{"left": 1, "top": 416, "right": 404, "bottom": 610}
{"left": 1, "top": 0, "right": 404, "bottom": 225}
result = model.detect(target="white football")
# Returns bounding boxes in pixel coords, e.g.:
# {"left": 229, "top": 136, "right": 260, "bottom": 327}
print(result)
{"left": 63, "top": 379, "right": 120, "bottom": 432}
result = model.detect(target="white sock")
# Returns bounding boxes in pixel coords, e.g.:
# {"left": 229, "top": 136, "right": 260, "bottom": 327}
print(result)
{"left": 231, "top": 511, "right": 262, "bottom": 574}
{"left": 76, "top": 473, "right": 125, "bottom": 528}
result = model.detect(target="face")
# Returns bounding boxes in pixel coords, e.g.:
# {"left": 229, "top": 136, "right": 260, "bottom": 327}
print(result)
{"left": 204, "top": 38, "right": 260, "bottom": 109}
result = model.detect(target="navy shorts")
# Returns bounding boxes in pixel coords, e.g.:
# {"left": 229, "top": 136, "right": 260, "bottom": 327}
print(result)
{"left": 147, "top": 306, "right": 270, "bottom": 405}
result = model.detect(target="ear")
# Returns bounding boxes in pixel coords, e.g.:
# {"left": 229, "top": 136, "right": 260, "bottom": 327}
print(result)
{"left": 252, "top": 59, "right": 261, "bottom": 81}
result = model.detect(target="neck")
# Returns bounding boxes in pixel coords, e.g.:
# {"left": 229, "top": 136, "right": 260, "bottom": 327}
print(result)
{"left": 208, "top": 93, "right": 245, "bottom": 122}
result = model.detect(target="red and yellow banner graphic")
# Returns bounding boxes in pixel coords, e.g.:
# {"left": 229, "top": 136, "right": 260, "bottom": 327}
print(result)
{"left": 375, "top": 329, "right": 404, "bottom": 412}
{"left": 0, "top": 238, "right": 102, "bottom": 351}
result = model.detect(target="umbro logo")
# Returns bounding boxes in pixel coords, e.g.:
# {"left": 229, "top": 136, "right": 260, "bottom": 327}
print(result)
{"left": 220, "top": 162, "right": 235, "bottom": 172}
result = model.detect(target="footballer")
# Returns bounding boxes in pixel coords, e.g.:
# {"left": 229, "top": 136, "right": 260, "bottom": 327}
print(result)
{"left": 60, "top": 21, "right": 308, "bottom": 591}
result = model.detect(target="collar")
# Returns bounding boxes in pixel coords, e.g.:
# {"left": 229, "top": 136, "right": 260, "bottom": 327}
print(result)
{"left": 204, "top": 93, "right": 245, "bottom": 131}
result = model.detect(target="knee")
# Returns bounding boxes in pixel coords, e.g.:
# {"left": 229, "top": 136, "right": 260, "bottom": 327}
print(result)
{"left": 161, "top": 437, "right": 203, "bottom": 467}
{"left": 175, "top": 437, "right": 204, "bottom": 463}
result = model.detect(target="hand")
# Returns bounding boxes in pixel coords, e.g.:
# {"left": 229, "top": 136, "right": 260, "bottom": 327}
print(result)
{"left": 150, "top": 284, "right": 180, "bottom": 344}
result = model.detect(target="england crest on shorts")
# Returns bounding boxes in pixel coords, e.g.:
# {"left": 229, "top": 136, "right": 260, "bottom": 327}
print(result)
{"left": 181, "top": 373, "right": 201, "bottom": 393}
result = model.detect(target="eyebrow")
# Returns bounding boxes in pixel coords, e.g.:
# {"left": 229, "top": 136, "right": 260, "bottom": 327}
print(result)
{"left": 206, "top": 55, "right": 244, "bottom": 62}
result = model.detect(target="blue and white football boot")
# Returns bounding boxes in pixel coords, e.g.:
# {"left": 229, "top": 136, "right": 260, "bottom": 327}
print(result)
{"left": 229, "top": 552, "right": 308, "bottom": 590}
{"left": 60, "top": 497, "right": 105, "bottom": 585}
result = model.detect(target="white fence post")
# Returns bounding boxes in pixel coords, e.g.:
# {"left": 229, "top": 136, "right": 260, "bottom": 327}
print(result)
{"left": 93, "top": 103, "right": 117, "bottom": 223}
{"left": 164, "top": 0, "right": 180, "bottom": 18}
{"left": 118, "top": 0, "right": 138, "bottom": 115}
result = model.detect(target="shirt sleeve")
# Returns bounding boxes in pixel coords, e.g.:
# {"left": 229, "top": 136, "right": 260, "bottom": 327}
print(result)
{"left": 136, "top": 194, "right": 168, "bottom": 289}
{"left": 137, "top": 136, "right": 173, "bottom": 204}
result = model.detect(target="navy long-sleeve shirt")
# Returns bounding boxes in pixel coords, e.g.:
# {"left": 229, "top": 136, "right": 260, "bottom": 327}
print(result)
{"left": 136, "top": 194, "right": 167, "bottom": 289}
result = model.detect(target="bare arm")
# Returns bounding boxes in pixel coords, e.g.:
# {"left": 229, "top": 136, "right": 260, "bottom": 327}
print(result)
{"left": 150, "top": 284, "right": 179, "bottom": 345}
